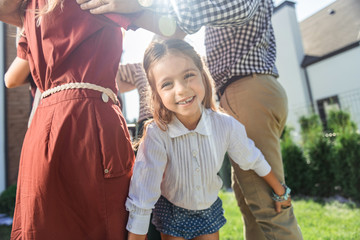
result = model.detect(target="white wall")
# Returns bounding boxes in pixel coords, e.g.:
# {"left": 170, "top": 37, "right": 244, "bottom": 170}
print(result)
{"left": 307, "top": 46, "right": 360, "bottom": 127}
{"left": 273, "top": 4, "right": 312, "bottom": 136}
{"left": 307, "top": 46, "right": 360, "bottom": 99}
{"left": 0, "top": 23, "right": 6, "bottom": 193}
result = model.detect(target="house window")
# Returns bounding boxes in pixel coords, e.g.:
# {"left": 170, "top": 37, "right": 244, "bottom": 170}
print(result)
{"left": 316, "top": 95, "right": 340, "bottom": 130}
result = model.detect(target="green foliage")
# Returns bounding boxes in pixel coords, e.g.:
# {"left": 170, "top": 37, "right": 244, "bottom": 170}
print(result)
{"left": 281, "top": 127, "right": 312, "bottom": 195}
{"left": 306, "top": 136, "right": 336, "bottom": 197}
{"left": 327, "top": 110, "right": 357, "bottom": 134}
{"left": 282, "top": 109, "right": 360, "bottom": 201}
{"left": 299, "top": 114, "right": 323, "bottom": 147}
{"left": 0, "top": 184, "right": 16, "bottom": 217}
{"left": 333, "top": 133, "right": 360, "bottom": 201}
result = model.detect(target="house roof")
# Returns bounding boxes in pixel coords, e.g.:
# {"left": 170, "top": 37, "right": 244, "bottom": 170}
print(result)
{"left": 299, "top": 0, "right": 360, "bottom": 57}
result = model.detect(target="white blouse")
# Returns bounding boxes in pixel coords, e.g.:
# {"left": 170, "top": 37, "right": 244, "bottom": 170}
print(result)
{"left": 126, "top": 108, "right": 271, "bottom": 234}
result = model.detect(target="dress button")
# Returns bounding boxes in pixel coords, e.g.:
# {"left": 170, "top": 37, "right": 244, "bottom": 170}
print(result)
{"left": 102, "top": 92, "right": 109, "bottom": 103}
{"left": 196, "top": 185, "right": 201, "bottom": 190}
{"left": 196, "top": 168, "right": 200, "bottom": 172}
{"left": 104, "top": 169, "right": 109, "bottom": 174}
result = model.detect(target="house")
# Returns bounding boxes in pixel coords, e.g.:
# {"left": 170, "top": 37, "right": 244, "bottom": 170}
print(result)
{"left": 273, "top": 0, "right": 360, "bottom": 137}
{"left": 0, "top": 24, "right": 31, "bottom": 193}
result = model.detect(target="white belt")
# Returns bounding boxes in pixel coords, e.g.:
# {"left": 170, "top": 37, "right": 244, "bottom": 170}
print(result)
{"left": 41, "top": 82, "right": 118, "bottom": 104}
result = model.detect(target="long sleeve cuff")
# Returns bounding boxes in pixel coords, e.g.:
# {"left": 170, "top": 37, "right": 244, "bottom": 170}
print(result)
{"left": 126, "top": 212, "right": 151, "bottom": 235}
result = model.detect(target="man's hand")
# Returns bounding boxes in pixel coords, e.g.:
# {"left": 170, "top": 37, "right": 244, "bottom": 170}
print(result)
{"left": 76, "top": 0, "right": 145, "bottom": 14}
{"left": 0, "top": 0, "right": 23, "bottom": 26}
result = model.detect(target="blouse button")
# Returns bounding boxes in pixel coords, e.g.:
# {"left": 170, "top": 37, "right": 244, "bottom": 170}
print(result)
{"left": 192, "top": 150, "right": 197, "bottom": 156}
{"left": 196, "top": 185, "right": 201, "bottom": 190}
{"left": 104, "top": 169, "right": 109, "bottom": 174}
{"left": 196, "top": 168, "right": 200, "bottom": 172}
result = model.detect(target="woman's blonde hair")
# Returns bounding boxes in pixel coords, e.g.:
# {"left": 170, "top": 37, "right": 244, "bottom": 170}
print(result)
{"left": 133, "top": 39, "right": 217, "bottom": 149}
{"left": 36, "top": 0, "right": 64, "bottom": 25}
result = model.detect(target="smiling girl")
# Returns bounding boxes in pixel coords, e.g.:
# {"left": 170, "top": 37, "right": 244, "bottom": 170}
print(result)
{"left": 125, "top": 39, "right": 292, "bottom": 240}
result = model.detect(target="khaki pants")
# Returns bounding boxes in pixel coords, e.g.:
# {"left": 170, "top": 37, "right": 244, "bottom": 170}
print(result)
{"left": 220, "top": 74, "right": 303, "bottom": 240}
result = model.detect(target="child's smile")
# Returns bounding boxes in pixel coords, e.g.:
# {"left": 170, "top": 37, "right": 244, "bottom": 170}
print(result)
{"left": 152, "top": 52, "right": 206, "bottom": 130}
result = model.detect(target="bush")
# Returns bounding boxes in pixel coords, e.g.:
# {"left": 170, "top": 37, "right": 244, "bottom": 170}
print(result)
{"left": 0, "top": 184, "right": 17, "bottom": 217}
{"left": 281, "top": 127, "right": 311, "bottom": 196}
{"left": 326, "top": 109, "right": 360, "bottom": 201}
{"left": 327, "top": 110, "right": 357, "bottom": 133}
{"left": 334, "top": 133, "right": 360, "bottom": 201}
{"left": 306, "top": 136, "right": 336, "bottom": 197}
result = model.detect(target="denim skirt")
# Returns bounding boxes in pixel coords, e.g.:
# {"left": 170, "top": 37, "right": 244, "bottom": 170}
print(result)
{"left": 152, "top": 196, "right": 227, "bottom": 239}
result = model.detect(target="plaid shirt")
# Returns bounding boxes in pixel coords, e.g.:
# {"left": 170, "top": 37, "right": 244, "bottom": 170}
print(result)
{"left": 152, "top": 0, "right": 278, "bottom": 94}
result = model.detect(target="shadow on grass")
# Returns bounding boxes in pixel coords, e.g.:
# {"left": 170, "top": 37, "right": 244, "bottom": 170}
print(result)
{"left": 0, "top": 225, "right": 12, "bottom": 239}
{"left": 292, "top": 194, "right": 360, "bottom": 209}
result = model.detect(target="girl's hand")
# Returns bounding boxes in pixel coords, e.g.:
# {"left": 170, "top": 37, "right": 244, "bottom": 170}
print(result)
{"left": 275, "top": 197, "right": 292, "bottom": 213}
{"left": 76, "top": 0, "right": 144, "bottom": 15}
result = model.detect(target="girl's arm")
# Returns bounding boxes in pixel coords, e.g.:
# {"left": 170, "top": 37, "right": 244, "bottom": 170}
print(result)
{"left": 0, "top": 0, "right": 24, "bottom": 27}
{"left": 5, "top": 57, "right": 30, "bottom": 88}
{"left": 227, "top": 117, "right": 291, "bottom": 213}
{"left": 262, "top": 170, "right": 291, "bottom": 213}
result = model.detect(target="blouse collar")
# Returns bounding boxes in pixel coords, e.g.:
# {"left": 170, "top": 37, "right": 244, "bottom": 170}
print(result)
{"left": 167, "top": 108, "right": 212, "bottom": 138}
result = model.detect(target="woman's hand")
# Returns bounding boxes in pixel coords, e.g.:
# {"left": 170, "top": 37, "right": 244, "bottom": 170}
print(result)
{"left": 76, "top": 0, "right": 144, "bottom": 15}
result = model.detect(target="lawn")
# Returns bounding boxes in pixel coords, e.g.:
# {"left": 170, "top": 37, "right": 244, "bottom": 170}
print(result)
{"left": 219, "top": 191, "right": 360, "bottom": 240}
{"left": 1, "top": 192, "right": 359, "bottom": 240}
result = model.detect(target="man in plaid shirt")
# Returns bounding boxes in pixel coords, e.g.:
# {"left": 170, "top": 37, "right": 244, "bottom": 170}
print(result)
{"left": 77, "top": 0, "right": 303, "bottom": 239}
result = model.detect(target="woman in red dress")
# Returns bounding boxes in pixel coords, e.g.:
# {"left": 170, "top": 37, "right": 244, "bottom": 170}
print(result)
{"left": 0, "top": 0, "right": 183, "bottom": 239}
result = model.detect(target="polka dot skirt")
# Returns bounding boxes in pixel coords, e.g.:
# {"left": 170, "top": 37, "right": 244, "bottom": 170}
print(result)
{"left": 152, "top": 196, "right": 227, "bottom": 239}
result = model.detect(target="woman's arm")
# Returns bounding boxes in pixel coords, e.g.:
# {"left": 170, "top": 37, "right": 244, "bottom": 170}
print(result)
{"left": 131, "top": 9, "right": 186, "bottom": 39}
{"left": 4, "top": 57, "right": 30, "bottom": 88}
{"left": 77, "top": 0, "right": 260, "bottom": 34}
{"left": 77, "top": 0, "right": 185, "bottom": 39}
{"left": 127, "top": 232, "right": 146, "bottom": 240}
{"left": 0, "top": 0, "right": 24, "bottom": 27}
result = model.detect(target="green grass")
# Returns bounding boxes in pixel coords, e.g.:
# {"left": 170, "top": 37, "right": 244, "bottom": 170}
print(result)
{"left": 1, "top": 192, "right": 359, "bottom": 240}
{"left": 219, "top": 191, "right": 360, "bottom": 240}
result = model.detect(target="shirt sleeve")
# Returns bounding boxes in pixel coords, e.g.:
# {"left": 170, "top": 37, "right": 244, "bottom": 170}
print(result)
{"left": 151, "top": 0, "right": 261, "bottom": 34}
{"left": 103, "top": 12, "right": 141, "bottom": 30}
{"left": 17, "top": 35, "right": 28, "bottom": 60}
{"left": 226, "top": 116, "right": 271, "bottom": 177}
{"left": 125, "top": 123, "right": 167, "bottom": 235}
{"left": 117, "top": 64, "right": 137, "bottom": 85}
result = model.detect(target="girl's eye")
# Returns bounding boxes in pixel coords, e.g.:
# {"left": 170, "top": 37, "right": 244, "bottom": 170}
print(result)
{"left": 184, "top": 73, "right": 195, "bottom": 79}
{"left": 161, "top": 82, "right": 172, "bottom": 89}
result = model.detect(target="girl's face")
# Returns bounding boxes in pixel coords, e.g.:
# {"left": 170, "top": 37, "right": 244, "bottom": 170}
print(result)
{"left": 151, "top": 52, "right": 206, "bottom": 130}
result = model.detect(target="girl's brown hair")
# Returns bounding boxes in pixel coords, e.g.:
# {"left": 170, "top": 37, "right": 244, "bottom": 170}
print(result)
{"left": 136, "top": 39, "right": 217, "bottom": 146}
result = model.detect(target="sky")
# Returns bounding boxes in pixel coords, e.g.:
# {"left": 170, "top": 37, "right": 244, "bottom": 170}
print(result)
{"left": 121, "top": 0, "right": 337, "bottom": 122}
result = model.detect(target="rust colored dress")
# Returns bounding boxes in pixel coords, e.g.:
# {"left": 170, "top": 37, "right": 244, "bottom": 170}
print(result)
{"left": 11, "top": 0, "right": 135, "bottom": 239}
